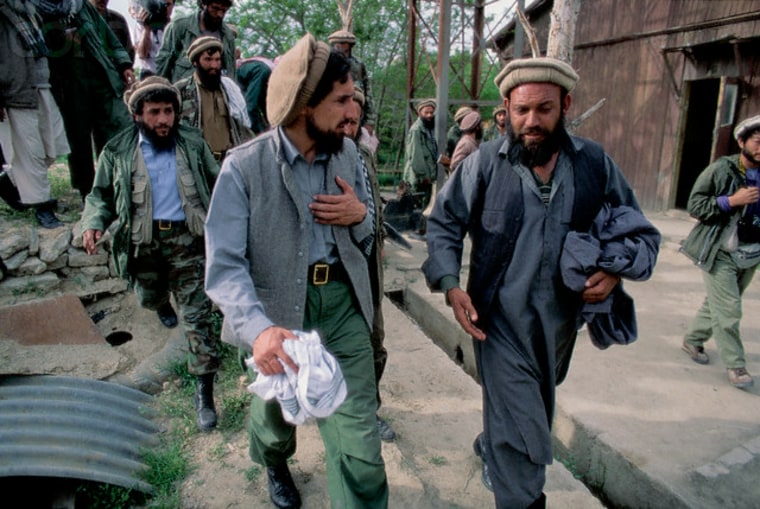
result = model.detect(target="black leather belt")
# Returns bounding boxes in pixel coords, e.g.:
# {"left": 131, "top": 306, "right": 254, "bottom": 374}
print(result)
{"left": 154, "top": 219, "right": 186, "bottom": 232}
{"left": 308, "top": 262, "right": 348, "bottom": 286}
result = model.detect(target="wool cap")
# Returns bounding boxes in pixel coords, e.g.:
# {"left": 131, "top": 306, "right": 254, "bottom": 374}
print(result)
{"left": 454, "top": 106, "right": 473, "bottom": 123}
{"left": 123, "top": 76, "right": 181, "bottom": 115}
{"left": 492, "top": 105, "right": 507, "bottom": 118}
{"left": 494, "top": 57, "right": 579, "bottom": 98}
{"left": 353, "top": 85, "right": 365, "bottom": 107}
{"left": 266, "top": 33, "right": 331, "bottom": 127}
{"left": 328, "top": 29, "right": 356, "bottom": 44}
{"left": 460, "top": 111, "right": 481, "bottom": 132}
{"left": 186, "top": 35, "right": 223, "bottom": 63}
{"left": 734, "top": 115, "right": 760, "bottom": 141}
{"left": 416, "top": 98, "right": 436, "bottom": 114}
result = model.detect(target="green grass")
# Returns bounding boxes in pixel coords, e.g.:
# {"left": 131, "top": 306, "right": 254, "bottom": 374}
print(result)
{"left": 72, "top": 312, "right": 253, "bottom": 509}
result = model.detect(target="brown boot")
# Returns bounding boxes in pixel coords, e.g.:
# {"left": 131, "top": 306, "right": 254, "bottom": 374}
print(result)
{"left": 727, "top": 367, "right": 754, "bottom": 389}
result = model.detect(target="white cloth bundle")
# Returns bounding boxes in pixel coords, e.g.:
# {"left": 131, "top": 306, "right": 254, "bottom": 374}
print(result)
{"left": 246, "top": 330, "right": 347, "bottom": 425}
{"left": 221, "top": 76, "right": 252, "bottom": 129}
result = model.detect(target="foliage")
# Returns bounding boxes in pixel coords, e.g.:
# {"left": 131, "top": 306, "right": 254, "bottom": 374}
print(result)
{"left": 214, "top": 0, "right": 506, "bottom": 171}
{"left": 140, "top": 427, "right": 193, "bottom": 508}
{"left": 74, "top": 481, "right": 144, "bottom": 508}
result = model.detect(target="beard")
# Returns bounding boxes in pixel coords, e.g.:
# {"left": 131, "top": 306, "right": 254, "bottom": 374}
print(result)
{"left": 507, "top": 112, "right": 567, "bottom": 168}
{"left": 422, "top": 117, "right": 435, "bottom": 130}
{"left": 306, "top": 114, "right": 345, "bottom": 155}
{"left": 742, "top": 145, "right": 760, "bottom": 168}
{"left": 137, "top": 120, "right": 178, "bottom": 151}
{"left": 196, "top": 65, "right": 221, "bottom": 90}
{"left": 201, "top": 10, "right": 222, "bottom": 31}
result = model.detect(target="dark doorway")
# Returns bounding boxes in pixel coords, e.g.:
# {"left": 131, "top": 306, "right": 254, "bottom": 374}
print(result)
{"left": 675, "top": 79, "right": 720, "bottom": 209}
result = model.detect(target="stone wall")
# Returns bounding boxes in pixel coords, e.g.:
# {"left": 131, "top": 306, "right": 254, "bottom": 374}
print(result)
{"left": 0, "top": 220, "right": 127, "bottom": 306}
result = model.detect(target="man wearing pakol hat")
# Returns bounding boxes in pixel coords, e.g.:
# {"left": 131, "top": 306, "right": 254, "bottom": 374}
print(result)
{"left": 483, "top": 104, "right": 507, "bottom": 142}
{"left": 328, "top": 29, "right": 376, "bottom": 136}
{"left": 422, "top": 56, "right": 657, "bottom": 507}
{"left": 680, "top": 114, "right": 760, "bottom": 390}
{"left": 156, "top": 0, "right": 236, "bottom": 83}
{"left": 402, "top": 98, "right": 438, "bottom": 210}
{"left": 80, "top": 76, "right": 222, "bottom": 432}
{"left": 449, "top": 110, "right": 482, "bottom": 173}
{"left": 204, "top": 33, "right": 387, "bottom": 509}
{"left": 445, "top": 105, "right": 474, "bottom": 159}
{"left": 174, "top": 35, "right": 252, "bottom": 162}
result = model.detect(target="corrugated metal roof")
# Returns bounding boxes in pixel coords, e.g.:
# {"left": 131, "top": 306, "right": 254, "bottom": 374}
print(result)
{"left": 0, "top": 375, "right": 160, "bottom": 493}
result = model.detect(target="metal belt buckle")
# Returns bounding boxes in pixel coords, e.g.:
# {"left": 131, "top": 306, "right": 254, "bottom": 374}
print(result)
{"left": 312, "top": 263, "right": 329, "bottom": 285}
{"left": 158, "top": 219, "right": 172, "bottom": 231}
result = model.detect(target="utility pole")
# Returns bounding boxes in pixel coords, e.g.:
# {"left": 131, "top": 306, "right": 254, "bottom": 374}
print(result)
{"left": 435, "top": 0, "right": 451, "bottom": 188}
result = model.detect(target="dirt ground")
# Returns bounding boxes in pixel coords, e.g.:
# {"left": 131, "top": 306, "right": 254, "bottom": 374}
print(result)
{"left": 94, "top": 292, "right": 498, "bottom": 509}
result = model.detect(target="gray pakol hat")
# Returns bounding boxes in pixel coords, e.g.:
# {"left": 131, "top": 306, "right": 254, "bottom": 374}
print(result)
{"left": 734, "top": 115, "right": 760, "bottom": 141}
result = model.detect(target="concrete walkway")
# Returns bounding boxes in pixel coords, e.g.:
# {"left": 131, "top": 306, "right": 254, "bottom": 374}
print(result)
{"left": 381, "top": 208, "right": 760, "bottom": 508}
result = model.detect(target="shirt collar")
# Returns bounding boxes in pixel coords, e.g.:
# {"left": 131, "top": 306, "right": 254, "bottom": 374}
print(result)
{"left": 277, "top": 126, "right": 329, "bottom": 166}
{"left": 138, "top": 130, "right": 176, "bottom": 152}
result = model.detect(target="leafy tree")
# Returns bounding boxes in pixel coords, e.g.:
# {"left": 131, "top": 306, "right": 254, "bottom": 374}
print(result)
{"left": 191, "top": 0, "right": 507, "bottom": 170}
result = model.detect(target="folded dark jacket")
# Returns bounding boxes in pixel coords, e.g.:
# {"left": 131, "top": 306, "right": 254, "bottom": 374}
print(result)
{"left": 561, "top": 204, "right": 661, "bottom": 349}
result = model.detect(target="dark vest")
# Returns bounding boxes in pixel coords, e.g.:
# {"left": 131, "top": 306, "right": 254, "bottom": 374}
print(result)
{"left": 466, "top": 135, "right": 610, "bottom": 322}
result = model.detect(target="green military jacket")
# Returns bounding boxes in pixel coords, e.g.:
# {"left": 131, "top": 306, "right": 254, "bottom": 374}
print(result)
{"left": 155, "top": 10, "right": 236, "bottom": 83}
{"left": 81, "top": 124, "right": 219, "bottom": 279}
{"left": 45, "top": 2, "right": 132, "bottom": 99}
{"left": 680, "top": 154, "right": 743, "bottom": 271}
{"left": 402, "top": 118, "right": 438, "bottom": 190}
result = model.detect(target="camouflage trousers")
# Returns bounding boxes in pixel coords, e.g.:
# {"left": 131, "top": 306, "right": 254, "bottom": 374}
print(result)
{"left": 129, "top": 225, "right": 219, "bottom": 376}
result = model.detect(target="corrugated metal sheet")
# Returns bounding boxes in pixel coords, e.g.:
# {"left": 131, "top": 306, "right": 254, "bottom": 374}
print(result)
{"left": 0, "top": 375, "right": 160, "bottom": 493}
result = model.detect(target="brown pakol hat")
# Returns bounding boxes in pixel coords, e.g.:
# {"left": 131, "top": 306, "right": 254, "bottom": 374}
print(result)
{"left": 353, "top": 85, "right": 365, "bottom": 107}
{"left": 186, "top": 35, "right": 223, "bottom": 62}
{"left": 266, "top": 33, "right": 331, "bottom": 127}
{"left": 460, "top": 111, "right": 481, "bottom": 132}
{"left": 328, "top": 29, "right": 356, "bottom": 44}
{"left": 454, "top": 106, "right": 473, "bottom": 123}
{"left": 124, "top": 76, "right": 181, "bottom": 115}
{"left": 494, "top": 57, "right": 579, "bottom": 98}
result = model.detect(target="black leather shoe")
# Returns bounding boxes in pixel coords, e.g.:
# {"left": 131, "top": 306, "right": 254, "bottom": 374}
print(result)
{"left": 267, "top": 464, "right": 301, "bottom": 509}
{"left": 156, "top": 302, "right": 178, "bottom": 328}
{"left": 473, "top": 433, "right": 493, "bottom": 492}
{"left": 34, "top": 201, "right": 63, "bottom": 229}
{"left": 195, "top": 373, "right": 217, "bottom": 431}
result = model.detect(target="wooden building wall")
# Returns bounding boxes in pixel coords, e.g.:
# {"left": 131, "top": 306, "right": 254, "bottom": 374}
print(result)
{"left": 494, "top": 0, "right": 760, "bottom": 211}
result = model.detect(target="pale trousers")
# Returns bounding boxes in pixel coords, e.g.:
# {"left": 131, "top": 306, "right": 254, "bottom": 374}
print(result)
{"left": 685, "top": 249, "right": 757, "bottom": 368}
{"left": 4, "top": 89, "right": 69, "bottom": 204}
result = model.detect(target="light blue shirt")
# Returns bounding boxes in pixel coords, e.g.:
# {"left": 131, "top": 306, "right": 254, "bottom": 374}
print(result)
{"left": 139, "top": 132, "right": 185, "bottom": 221}
{"left": 278, "top": 127, "right": 372, "bottom": 265}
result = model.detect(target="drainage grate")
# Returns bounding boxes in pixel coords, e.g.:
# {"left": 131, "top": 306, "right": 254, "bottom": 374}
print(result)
{"left": 0, "top": 375, "right": 160, "bottom": 494}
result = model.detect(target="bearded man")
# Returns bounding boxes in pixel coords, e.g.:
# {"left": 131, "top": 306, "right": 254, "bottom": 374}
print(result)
{"left": 483, "top": 104, "right": 507, "bottom": 141}
{"left": 81, "top": 77, "right": 222, "bottom": 433}
{"left": 204, "top": 34, "right": 386, "bottom": 509}
{"left": 402, "top": 98, "right": 438, "bottom": 209}
{"left": 156, "top": 0, "right": 236, "bottom": 83}
{"left": 175, "top": 36, "right": 252, "bottom": 162}
{"left": 422, "top": 57, "right": 657, "bottom": 508}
